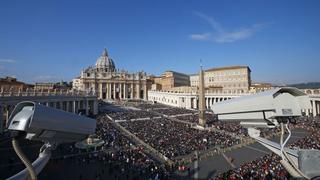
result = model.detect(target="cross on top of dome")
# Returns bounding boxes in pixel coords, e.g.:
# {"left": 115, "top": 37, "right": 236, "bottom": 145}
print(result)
{"left": 102, "top": 48, "right": 108, "bottom": 57}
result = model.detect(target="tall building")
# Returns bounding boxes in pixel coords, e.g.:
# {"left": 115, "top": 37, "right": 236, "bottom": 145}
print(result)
{"left": 190, "top": 66, "right": 251, "bottom": 93}
{"left": 73, "top": 49, "right": 151, "bottom": 100}
{"left": 149, "top": 76, "right": 163, "bottom": 91}
{"left": 151, "top": 70, "right": 190, "bottom": 91}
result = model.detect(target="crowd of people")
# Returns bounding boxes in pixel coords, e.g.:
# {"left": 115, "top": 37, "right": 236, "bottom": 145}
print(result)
{"left": 152, "top": 108, "right": 195, "bottom": 116}
{"left": 215, "top": 153, "right": 288, "bottom": 179}
{"left": 174, "top": 114, "right": 248, "bottom": 137}
{"left": 2, "top": 97, "right": 319, "bottom": 179}
{"left": 174, "top": 113, "right": 283, "bottom": 138}
{"left": 94, "top": 115, "right": 173, "bottom": 179}
{"left": 174, "top": 114, "right": 217, "bottom": 124}
{"left": 135, "top": 103, "right": 169, "bottom": 110}
{"left": 48, "top": 114, "right": 175, "bottom": 179}
{"left": 107, "top": 110, "right": 159, "bottom": 121}
{"left": 64, "top": 101, "right": 320, "bottom": 179}
{"left": 104, "top": 101, "right": 286, "bottom": 162}
{"left": 50, "top": 101, "right": 319, "bottom": 179}
{"left": 119, "top": 118, "right": 240, "bottom": 159}
{"left": 47, "top": 102, "right": 320, "bottom": 180}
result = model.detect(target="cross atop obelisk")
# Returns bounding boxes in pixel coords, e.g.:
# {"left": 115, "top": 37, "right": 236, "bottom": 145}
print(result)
{"left": 198, "top": 60, "right": 206, "bottom": 127}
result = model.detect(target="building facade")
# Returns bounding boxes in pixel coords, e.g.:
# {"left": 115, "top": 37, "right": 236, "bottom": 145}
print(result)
{"left": 0, "top": 76, "right": 31, "bottom": 92}
{"left": 34, "top": 81, "right": 71, "bottom": 91}
{"left": 190, "top": 66, "right": 251, "bottom": 93}
{"left": 250, "top": 83, "right": 273, "bottom": 93}
{"left": 148, "top": 88, "right": 320, "bottom": 117}
{"left": 158, "top": 71, "right": 190, "bottom": 90}
{"left": 34, "top": 83, "right": 55, "bottom": 90}
{"left": 73, "top": 49, "right": 151, "bottom": 100}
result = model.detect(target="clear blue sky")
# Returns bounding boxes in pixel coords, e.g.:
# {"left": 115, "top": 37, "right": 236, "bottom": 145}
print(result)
{"left": 0, "top": 0, "right": 319, "bottom": 84}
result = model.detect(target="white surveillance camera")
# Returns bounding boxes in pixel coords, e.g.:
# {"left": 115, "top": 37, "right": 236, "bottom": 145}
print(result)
{"left": 212, "top": 87, "right": 320, "bottom": 178}
{"left": 7, "top": 101, "right": 96, "bottom": 144}
{"left": 211, "top": 87, "right": 311, "bottom": 128}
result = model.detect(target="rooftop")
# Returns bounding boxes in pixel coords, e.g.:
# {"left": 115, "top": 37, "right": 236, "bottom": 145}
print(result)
{"left": 206, "top": 65, "right": 250, "bottom": 72}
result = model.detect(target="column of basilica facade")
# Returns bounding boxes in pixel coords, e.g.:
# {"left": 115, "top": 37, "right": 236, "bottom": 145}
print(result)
{"left": 73, "top": 49, "right": 151, "bottom": 100}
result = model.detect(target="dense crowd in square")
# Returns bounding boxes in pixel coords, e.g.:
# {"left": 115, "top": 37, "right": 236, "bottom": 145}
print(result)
{"left": 119, "top": 118, "right": 240, "bottom": 159}
{"left": 106, "top": 110, "right": 158, "bottom": 121}
{"left": 152, "top": 108, "right": 195, "bottom": 116}
{"left": 1, "top": 100, "right": 319, "bottom": 179}
{"left": 93, "top": 115, "right": 173, "bottom": 179}
{"left": 101, "top": 102, "right": 320, "bottom": 179}
{"left": 135, "top": 103, "right": 170, "bottom": 110}
{"left": 174, "top": 114, "right": 248, "bottom": 137}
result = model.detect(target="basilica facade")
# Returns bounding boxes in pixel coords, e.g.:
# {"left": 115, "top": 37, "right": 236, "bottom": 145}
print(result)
{"left": 73, "top": 49, "right": 151, "bottom": 100}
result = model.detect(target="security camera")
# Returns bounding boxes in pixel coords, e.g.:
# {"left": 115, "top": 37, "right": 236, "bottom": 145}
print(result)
{"left": 7, "top": 101, "right": 96, "bottom": 144}
{"left": 211, "top": 88, "right": 320, "bottom": 178}
{"left": 6, "top": 101, "right": 97, "bottom": 180}
{"left": 211, "top": 87, "right": 311, "bottom": 128}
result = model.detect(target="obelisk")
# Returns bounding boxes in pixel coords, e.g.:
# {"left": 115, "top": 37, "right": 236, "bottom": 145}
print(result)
{"left": 198, "top": 64, "right": 206, "bottom": 127}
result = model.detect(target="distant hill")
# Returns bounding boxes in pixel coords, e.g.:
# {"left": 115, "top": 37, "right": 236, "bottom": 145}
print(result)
{"left": 287, "top": 82, "right": 320, "bottom": 89}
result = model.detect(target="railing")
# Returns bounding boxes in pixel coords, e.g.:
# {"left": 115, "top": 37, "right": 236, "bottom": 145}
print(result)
{"left": 301, "top": 89, "right": 320, "bottom": 95}
{"left": 148, "top": 90, "right": 252, "bottom": 96}
{"left": 149, "top": 88, "right": 320, "bottom": 97}
{"left": 309, "top": 94, "right": 320, "bottom": 98}
{"left": 0, "top": 89, "right": 97, "bottom": 97}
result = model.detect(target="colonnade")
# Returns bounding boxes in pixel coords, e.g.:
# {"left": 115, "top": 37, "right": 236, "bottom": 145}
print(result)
{"left": 149, "top": 91, "right": 320, "bottom": 117}
{"left": 98, "top": 82, "right": 147, "bottom": 100}
{"left": 302, "top": 99, "right": 320, "bottom": 117}
{"left": 193, "top": 97, "right": 320, "bottom": 117}
{"left": 191, "top": 96, "right": 233, "bottom": 109}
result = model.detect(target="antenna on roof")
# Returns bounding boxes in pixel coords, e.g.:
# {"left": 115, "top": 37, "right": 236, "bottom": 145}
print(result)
{"left": 200, "top": 59, "right": 203, "bottom": 70}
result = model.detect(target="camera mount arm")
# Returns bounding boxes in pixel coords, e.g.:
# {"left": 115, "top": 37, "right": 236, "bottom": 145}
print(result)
{"left": 7, "top": 142, "right": 54, "bottom": 180}
{"left": 247, "top": 127, "right": 299, "bottom": 163}
{"left": 247, "top": 125, "right": 320, "bottom": 179}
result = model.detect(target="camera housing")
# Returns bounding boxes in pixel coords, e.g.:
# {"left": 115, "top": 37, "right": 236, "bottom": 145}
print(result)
{"left": 211, "top": 87, "right": 311, "bottom": 128}
{"left": 7, "top": 101, "right": 96, "bottom": 143}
